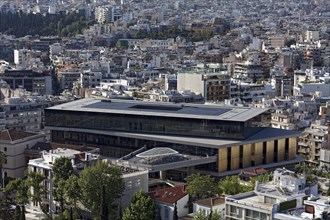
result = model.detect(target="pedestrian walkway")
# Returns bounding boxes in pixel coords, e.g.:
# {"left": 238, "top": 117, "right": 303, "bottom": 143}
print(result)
{"left": 25, "top": 205, "right": 46, "bottom": 220}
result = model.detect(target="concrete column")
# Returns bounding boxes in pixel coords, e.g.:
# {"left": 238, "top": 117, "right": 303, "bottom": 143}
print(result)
{"left": 160, "top": 170, "right": 166, "bottom": 180}
{"left": 187, "top": 166, "right": 195, "bottom": 176}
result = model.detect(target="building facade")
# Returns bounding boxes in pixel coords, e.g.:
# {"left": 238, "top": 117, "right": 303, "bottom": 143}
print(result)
{"left": 298, "top": 121, "right": 329, "bottom": 166}
{"left": 177, "top": 64, "right": 230, "bottom": 103}
{"left": 0, "top": 129, "right": 45, "bottom": 178}
{"left": 225, "top": 168, "right": 318, "bottom": 220}
{"left": 45, "top": 98, "right": 301, "bottom": 177}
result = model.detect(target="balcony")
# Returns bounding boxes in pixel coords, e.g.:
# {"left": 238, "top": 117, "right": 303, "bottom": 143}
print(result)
{"left": 298, "top": 142, "right": 309, "bottom": 147}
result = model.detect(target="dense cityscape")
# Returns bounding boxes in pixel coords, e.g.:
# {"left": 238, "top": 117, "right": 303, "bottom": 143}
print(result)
{"left": 0, "top": 0, "right": 330, "bottom": 219}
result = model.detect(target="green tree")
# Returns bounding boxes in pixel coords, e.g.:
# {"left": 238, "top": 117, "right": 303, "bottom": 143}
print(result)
{"left": 0, "top": 189, "right": 15, "bottom": 219}
{"left": 122, "top": 190, "right": 155, "bottom": 220}
{"left": 26, "top": 170, "right": 45, "bottom": 207}
{"left": 52, "top": 157, "right": 74, "bottom": 214}
{"left": 0, "top": 151, "right": 6, "bottom": 188}
{"left": 100, "top": 185, "right": 109, "bottom": 220}
{"left": 193, "top": 210, "right": 208, "bottom": 220}
{"left": 64, "top": 175, "right": 81, "bottom": 217}
{"left": 193, "top": 209, "right": 223, "bottom": 220}
{"left": 55, "top": 179, "right": 66, "bottom": 213}
{"left": 209, "top": 210, "right": 223, "bottom": 220}
{"left": 219, "top": 176, "right": 241, "bottom": 195}
{"left": 5, "top": 178, "right": 29, "bottom": 220}
{"left": 79, "top": 161, "right": 125, "bottom": 219}
{"left": 52, "top": 157, "right": 74, "bottom": 185}
{"left": 186, "top": 173, "right": 218, "bottom": 200}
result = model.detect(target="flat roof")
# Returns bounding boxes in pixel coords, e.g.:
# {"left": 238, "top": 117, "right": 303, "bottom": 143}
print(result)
{"left": 47, "top": 98, "right": 269, "bottom": 122}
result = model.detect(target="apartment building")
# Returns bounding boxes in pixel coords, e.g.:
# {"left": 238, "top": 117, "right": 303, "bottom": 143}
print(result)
{"left": 298, "top": 121, "right": 329, "bottom": 166}
{"left": 177, "top": 64, "right": 230, "bottom": 102}
{"left": 225, "top": 168, "right": 318, "bottom": 220}
{"left": 0, "top": 129, "right": 45, "bottom": 178}
{"left": 27, "top": 148, "right": 99, "bottom": 211}
{"left": 1, "top": 69, "right": 52, "bottom": 95}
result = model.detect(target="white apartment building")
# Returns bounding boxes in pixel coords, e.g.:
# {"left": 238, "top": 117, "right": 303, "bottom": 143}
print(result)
{"left": 177, "top": 64, "right": 230, "bottom": 102}
{"left": 234, "top": 61, "right": 264, "bottom": 82}
{"left": 225, "top": 168, "right": 318, "bottom": 220}
{"left": 305, "top": 30, "right": 320, "bottom": 43}
{"left": 95, "top": 6, "right": 122, "bottom": 24}
{"left": 80, "top": 70, "right": 102, "bottom": 88}
{"left": 193, "top": 196, "right": 225, "bottom": 218}
{"left": 28, "top": 148, "right": 99, "bottom": 211}
{"left": 230, "top": 83, "right": 267, "bottom": 103}
{"left": 116, "top": 166, "right": 149, "bottom": 209}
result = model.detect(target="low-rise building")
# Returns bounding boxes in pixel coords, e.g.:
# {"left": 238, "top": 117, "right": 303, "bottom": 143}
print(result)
{"left": 148, "top": 185, "right": 189, "bottom": 220}
{"left": 225, "top": 168, "right": 318, "bottom": 220}
{"left": 0, "top": 129, "right": 46, "bottom": 178}
{"left": 193, "top": 196, "right": 225, "bottom": 218}
{"left": 27, "top": 148, "right": 99, "bottom": 211}
{"left": 271, "top": 109, "right": 296, "bottom": 130}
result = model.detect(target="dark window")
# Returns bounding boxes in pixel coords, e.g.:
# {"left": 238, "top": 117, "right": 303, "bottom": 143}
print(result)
{"left": 274, "top": 140, "right": 278, "bottom": 162}
{"left": 239, "top": 145, "right": 243, "bottom": 168}
{"left": 263, "top": 142, "right": 267, "bottom": 164}
{"left": 227, "top": 148, "right": 231, "bottom": 170}
{"left": 285, "top": 138, "right": 289, "bottom": 160}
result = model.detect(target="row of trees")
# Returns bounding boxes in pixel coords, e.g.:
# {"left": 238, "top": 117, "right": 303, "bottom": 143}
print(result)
{"left": 0, "top": 155, "right": 125, "bottom": 220}
{"left": 1, "top": 169, "right": 45, "bottom": 219}
{"left": 0, "top": 11, "right": 95, "bottom": 37}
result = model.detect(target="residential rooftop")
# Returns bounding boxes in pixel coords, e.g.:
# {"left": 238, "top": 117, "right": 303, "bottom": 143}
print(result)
{"left": 0, "top": 129, "right": 41, "bottom": 141}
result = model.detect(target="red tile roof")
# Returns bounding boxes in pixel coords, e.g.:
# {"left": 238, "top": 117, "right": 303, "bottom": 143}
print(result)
{"left": 0, "top": 129, "right": 38, "bottom": 141}
{"left": 147, "top": 185, "right": 188, "bottom": 204}
{"left": 242, "top": 168, "right": 267, "bottom": 175}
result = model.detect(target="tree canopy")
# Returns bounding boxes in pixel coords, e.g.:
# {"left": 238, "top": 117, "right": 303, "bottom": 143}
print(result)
{"left": 0, "top": 151, "right": 6, "bottom": 188}
{"left": 193, "top": 209, "right": 223, "bottom": 220}
{"left": 122, "top": 190, "right": 155, "bottom": 220}
{"left": 0, "top": 11, "right": 95, "bottom": 37}
{"left": 185, "top": 173, "right": 218, "bottom": 200}
{"left": 218, "top": 176, "right": 241, "bottom": 195}
{"left": 79, "top": 161, "right": 125, "bottom": 219}
{"left": 52, "top": 157, "right": 74, "bottom": 185}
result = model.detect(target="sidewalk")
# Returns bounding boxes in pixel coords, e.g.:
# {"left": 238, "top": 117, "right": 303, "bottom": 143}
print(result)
{"left": 25, "top": 205, "right": 47, "bottom": 220}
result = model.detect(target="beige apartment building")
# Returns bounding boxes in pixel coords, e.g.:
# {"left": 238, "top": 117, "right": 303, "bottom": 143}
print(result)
{"left": 0, "top": 129, "right": 46, "bottom": 178}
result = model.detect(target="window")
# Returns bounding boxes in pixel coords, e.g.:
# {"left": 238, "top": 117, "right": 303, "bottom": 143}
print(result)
{"left": 4, "top": 147, "right": 7, "bottom": 152}
{"left": 265, "top": 196, "right": 276, "bottom": 204}
{"left": 164, "top": 207, "right": 169, "bottom": 219}
{"left": 230, "top": 206, "right": 237, "bottom": 215}
{"left": 135, "top": 179, "right": 141, "bottom": 188}
{"left": 127, "top": 181, "right": 132, "bottom": 190}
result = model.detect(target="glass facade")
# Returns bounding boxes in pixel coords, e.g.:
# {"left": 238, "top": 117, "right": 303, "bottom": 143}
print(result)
{"left": 51, "top": 130, "right": 218, "bottom": 160}
{"left": 46, "top": 109, "right": 261, "bottom": 139}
